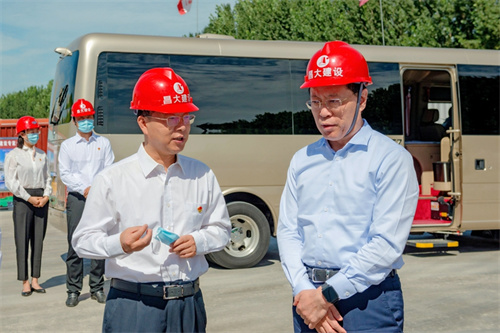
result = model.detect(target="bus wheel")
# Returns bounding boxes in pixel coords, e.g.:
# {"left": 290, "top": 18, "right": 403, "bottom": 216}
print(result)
{"left": 207, "top": 201, "right": 271, "bottom": 269}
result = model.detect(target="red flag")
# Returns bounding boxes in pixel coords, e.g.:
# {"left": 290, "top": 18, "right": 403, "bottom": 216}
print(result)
{"left": 177, "top": 0, "right": 193, "bottom": 15}
{"left": 359, "top": 0, "right": 370, "bottom": 6}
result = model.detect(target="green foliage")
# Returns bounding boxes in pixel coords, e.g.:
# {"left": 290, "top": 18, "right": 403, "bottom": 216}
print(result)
{"left": 204, "top": 0, "right": 499, "bottom": 49}
{"left": 0, "top": 80, "right": 53, "bottom": 119}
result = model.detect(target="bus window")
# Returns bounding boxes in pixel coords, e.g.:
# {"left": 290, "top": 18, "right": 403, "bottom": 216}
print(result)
{"left": 94, "top": 52, "right": 170, "bottom": 135}
{"left": 94, "top": 53, "right": 319, "bottom": 135}
{"left": 364, "top": 62, "right": 402, "bottom": 135}
{"left": 458, "top": 65, "right": 500, "bottom": 135}
{"left": 172, "top": 55, "right": 297, "bottom": 135}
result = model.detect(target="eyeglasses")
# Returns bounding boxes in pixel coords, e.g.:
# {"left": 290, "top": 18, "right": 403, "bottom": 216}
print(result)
{"left": 146, "top": 114, "right": 195, "bottom": 127}
{"left": 306, "top": 97, "right": 349, "bottom": 111}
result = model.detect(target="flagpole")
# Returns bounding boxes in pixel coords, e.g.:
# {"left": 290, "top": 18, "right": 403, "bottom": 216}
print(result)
{"left": 379, "top": 0, "right": 385, "bottom": 45}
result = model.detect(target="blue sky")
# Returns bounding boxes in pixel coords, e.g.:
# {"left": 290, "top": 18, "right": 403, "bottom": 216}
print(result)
{"left": 0, "top": 0, "right": 238, "bottom": 97}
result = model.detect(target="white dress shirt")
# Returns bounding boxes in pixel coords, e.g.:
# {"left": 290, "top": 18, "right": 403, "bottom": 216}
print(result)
{"left": 58, "top": 132, "right": 114, "bottom": 194}
{"left": 72, "top": 144, "right": 231, "bottom": 283}
{"left": 278, "top": 120, "right": 419, "bottom": 299}
{"left": 4, "top": 146, "right": 52, "bottom": 201}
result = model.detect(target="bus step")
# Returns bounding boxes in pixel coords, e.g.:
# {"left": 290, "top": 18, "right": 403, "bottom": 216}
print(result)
{"left": 406, "top": 239, "right": 459, "bottom": 249}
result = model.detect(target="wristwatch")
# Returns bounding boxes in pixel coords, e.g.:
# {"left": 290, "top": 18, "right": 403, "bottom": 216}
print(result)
{"left": 321, "top": 283, "right": 339, "bottom": 304}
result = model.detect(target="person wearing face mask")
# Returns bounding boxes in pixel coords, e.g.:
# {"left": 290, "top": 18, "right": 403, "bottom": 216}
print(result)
{"left": 58, "top": 99, "right": 115, "bottom": 307}
{"left": 4, "top": 116, "right": 52, "bottom": 297}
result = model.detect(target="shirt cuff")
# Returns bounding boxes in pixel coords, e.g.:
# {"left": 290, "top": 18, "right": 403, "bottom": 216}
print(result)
{"left": 190, "top": 231, "right": 206, "bottom": 255}
{"left": 293, "top": 277, "right": 316, "bottom": 296}
{"left": 327, "top": 272, "right": 358, "bottom": 300}
{"left": 106, "top": 233, "right": 126, "bottom": 257}
{"left": 20, "top": 191, "right": 31, "bottom": 202}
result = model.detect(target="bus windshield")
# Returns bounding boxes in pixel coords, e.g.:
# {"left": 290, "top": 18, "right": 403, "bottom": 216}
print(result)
{"left": 49, "top": 50, "right": 79, "bottom": 126}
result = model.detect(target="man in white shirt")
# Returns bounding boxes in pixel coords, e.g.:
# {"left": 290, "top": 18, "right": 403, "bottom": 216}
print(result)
{"left": 72, "top": 67, "right": 231, "bottom": 332}
{"left": 58, "top": 99, "right": 115, "bottom": 307}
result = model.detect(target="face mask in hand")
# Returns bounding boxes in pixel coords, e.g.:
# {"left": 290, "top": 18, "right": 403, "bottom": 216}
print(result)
{"left": 155, "top": 227, "right": 179, "bottom": 245}
{"left": 151, "top": 227, "right": 180, "bottom": 255}
{"left": 27, "top": 133, "right": 39, "bottom": 145}
{"left": 77, "top": 119, "right": 94, "bottom": 133}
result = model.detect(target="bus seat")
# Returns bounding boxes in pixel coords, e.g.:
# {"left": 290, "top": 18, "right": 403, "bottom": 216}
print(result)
{"left": 440, "top": 136, "right": 450, "bottom": 162}
{"left": 420, "top": 109, "right": 445, "bottom": 141}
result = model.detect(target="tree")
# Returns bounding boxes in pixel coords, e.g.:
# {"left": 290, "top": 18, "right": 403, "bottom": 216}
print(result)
{"left": 204, "top": 0, "right": 499, "bottom": 49}
{"left": 0, "top": 80, "right": 53, "bottom": 119}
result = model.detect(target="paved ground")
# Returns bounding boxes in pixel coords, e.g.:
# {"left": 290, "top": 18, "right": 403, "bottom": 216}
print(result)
{"left": 0, "top": 209, "right": 499, "bottom": 332}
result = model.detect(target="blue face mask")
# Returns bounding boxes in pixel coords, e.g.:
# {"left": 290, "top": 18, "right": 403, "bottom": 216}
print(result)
{"left": 77, "top": 119, "right": 94, "bottom": 133}
{"left": 154, "top": 227, "right": 179, "bottom": 245}
{"left": 27, "top": 133, "right": 39, "bottom": 145}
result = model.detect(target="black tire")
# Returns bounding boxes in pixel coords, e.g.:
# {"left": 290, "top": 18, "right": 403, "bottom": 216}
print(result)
{"left": 207, "top": 201, "right": 271, "bottom": 269}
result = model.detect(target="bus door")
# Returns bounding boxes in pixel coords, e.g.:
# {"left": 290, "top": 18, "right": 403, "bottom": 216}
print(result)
{"left": 401, "top": 66, "right": 462, "bottom": 233}
{"left": 457, "top": 64, "right": 500, "bottom": 234}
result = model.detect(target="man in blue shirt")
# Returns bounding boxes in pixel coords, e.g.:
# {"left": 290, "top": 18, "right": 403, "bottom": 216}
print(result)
{"left": 277, "top": 41, "right": 419, "bottom": 333}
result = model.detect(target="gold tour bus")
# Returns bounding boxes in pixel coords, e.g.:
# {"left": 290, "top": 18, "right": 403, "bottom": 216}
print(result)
{"left": 48, "top": 33, "right": 499, "bottom": 268}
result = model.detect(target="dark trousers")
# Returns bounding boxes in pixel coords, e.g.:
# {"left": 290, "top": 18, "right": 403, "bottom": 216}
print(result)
{"left": 12, "top": 189, "right": 48, "bottom": 281}
{"left": 293, "top": 273, "right": 404, "bottom": 333}
{"left": 103, "top": 287, "right": 207, "bottom": 332}
{"left": 66, "top": 192, "right": 105, "bottom": 294}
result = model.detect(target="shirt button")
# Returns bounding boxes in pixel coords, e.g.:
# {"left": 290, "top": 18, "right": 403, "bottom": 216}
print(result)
{"left": 345, "top": 292, "right": 350, "bottom": 297}
{"left": 329, "top": 182, "right": 333, "bottom": 186}
{"left": 324, "top": 208, "right": 328, "bottom": 212}
{"left": 318, "top": 234, "right": 322, "bottom": 238}
{"left": 317, "top": 261, "right": 322, "bottom": 266}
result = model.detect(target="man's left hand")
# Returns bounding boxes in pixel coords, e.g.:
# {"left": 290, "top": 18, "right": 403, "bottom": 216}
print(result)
{"left": 294, "top": 287, "right": 331, "bottom": 329}
{"left": 170, "top": 235, "right": 197, "bottom": 258}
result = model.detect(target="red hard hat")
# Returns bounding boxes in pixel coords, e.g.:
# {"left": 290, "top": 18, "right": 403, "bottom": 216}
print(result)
{"left": 71, "top": 99, "right": 95, "bottom": 117}
{"left": 16, "top": 116, "right": 40, "bottom": 135}
{"left": 301, "top": 41, "right": 372, "bottom": 89}
{"left": 130, "top": 67, "right": 199, "bottom": 114}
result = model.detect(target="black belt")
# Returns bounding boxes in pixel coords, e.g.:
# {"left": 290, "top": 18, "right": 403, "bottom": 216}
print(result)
{"left": 111, "top": 278, "right": 200, "bottom": 300}
{"left": 307, "top": 267, "right": 396, "bottom": 283}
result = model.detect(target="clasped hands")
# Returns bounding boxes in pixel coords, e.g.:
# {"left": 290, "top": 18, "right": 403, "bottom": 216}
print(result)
{"left": 28, "top": 196, "right": 49, "bottom": 208}
{"left": 120, "top": 224, "right": 196, "bottom": 258}
{"left": 294, "top": 288, "right": 346, "bottom": 333}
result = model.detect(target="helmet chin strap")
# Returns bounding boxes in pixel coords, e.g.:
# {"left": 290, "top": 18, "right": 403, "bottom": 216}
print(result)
{"left": 343, "top": 83, "right": 365, "bottom": 138}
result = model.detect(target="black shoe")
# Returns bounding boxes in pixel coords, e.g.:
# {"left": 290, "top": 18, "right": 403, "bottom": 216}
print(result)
{"left": 32, "top": 287, "right": 46, "bottom": 294}
{"left": 66, "top": 293, "right": 79, "bottom": 307}
{"left": 91, "top": 290, "right": 106, "bottom": 303}
{"left": 21, "top": 289, "right": 33, "bottom": 297}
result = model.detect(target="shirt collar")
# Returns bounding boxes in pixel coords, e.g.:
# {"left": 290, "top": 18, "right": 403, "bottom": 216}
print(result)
{"left": 75, "top": 132, "right": 97, "bottom": 143}
{"left": 137, "top": 144, "right": 185, "bottom": 177}
{"left": 346, "top": 119, "right": 372, "bottom": 148}
{"left": 319, "top": 119, "right": 372, "bottom": 153}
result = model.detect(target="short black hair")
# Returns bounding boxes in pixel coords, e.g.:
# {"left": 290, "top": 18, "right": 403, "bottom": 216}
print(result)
{"left": 347, "top": 83, "right": 364, "bottom": 95}
{"left": 308, "top": 83, "right": 365, "bottom": 95}
{"left": 135, "top": 110, "right": 152, "bottom": 118}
